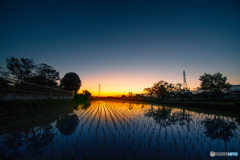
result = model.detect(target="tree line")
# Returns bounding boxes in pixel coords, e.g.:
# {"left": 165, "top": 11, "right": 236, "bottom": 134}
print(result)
{"left": 0, "top": 57, "right": 84, "bottom": 97}
{"left": 143, "top": 81, "right": 189, "bottom": 100}
{"left": 143, "top": 72, "right": 231, "bottom": 99}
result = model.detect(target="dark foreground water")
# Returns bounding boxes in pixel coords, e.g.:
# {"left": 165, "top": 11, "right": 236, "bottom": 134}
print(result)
{"left": 1, "top": 100, "right": 239, "bottom": 160}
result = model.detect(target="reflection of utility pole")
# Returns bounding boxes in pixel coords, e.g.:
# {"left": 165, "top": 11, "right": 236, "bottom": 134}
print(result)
{"left": 99, "top": 84, "right": 100, "bottom": 97}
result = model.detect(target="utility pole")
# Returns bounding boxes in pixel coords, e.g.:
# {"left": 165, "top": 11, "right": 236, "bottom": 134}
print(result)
{"left": 99, "top": 84, "right": 100, "bottom": 97}
{"left": 182, "top": 70, "right": 187, "bottom": 102}
{"left": 183, "top": 70, "right": 187, "bottom": 90}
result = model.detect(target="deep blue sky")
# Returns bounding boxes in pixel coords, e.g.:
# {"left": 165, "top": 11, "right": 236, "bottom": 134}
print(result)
{"left": 0, "top": 0, "right": 240, "bottom": 95}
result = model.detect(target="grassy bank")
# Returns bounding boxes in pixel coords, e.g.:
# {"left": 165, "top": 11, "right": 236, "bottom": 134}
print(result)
{"left": 0, "top": 99, "right": 73, "bottom": 115}
{"left": 0, "top": 98, "right": 88, "bottom": 135}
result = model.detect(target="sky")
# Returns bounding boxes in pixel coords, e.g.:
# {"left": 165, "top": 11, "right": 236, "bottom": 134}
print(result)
{"left": 0, "top": 0, "right": 240, "bottom": 96}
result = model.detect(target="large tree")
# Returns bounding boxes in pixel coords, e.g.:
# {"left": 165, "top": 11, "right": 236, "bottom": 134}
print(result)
{"left": 23, "top": 75, "right": 58, "bottom": 88}
{"left": 0, "top": 65, "right": 9, "bottom": 78}
{"left": 60, "top": 72, "right": 81, "bottom": 94}
{"left": 174, "top": 83, "right": 182, "bottom": 92}
{"left": 198, "top": 72, "right": 231, "bottom": 95}
{"left": 35, "top": 63, "right": 60, "bottom": 82}
{"left": 143, "top": 87, "right": 155, "bottom": 99}
{"left": 153, "top": 81, "right": 168, "bottom": 99}
{"left": 174, "top": 83, "right": 190, "bottom": 92}
{"left": 152, "top": 81, "right": 176, "bottom": 100}
{"left": 23, "top": 63, "right": 60, "bottom": 87}
{"left": 6, "top": 57, "right": 35, "bottom": 83}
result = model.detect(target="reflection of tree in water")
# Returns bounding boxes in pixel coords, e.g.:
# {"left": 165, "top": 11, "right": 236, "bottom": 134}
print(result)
{"left": 144, "top": 105, "right": 193, "bottom": 128}
{"left": 144, "top": 105, "right": 173, "bottom": 127}
{"left": 81, "top": 101, "right": 91, "bottom": 110}
{"left": 0, "top": 124, "right": 54, "bottom": 159}
{"left": 201, "top": 116, "right": 237, "bottom": 144}
{"left": 171, "top": 109, "right": 193, "bottom": 131}
{"left": 24, "top": 124, "right": 54, "bottom": 156}
{"left": 129, "top": 103, "right": 133, "bottom": 110}
{"left": 56, "top": 114, "right": 79, "bottom": 136}
{"left": 235, "top": 116, "right": 240, "bottom": 125}
{"left": 0, "top": 131, "right": 25, "bottom": 159}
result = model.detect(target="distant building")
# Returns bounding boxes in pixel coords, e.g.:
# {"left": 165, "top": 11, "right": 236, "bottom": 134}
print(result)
{"left": 230, "top": 85, "right": 240, "bottom": 91}
{"left": 225, "top": 90, "right": 240, "bottom": 98}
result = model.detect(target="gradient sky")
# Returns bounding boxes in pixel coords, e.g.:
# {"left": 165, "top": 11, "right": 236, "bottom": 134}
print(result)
{"left": 0, "top": 0, "right": 240, "bottom": 96}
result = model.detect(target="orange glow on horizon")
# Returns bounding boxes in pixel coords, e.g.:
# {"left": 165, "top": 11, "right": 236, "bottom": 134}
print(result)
{"left": 78, "top": 91, "right": 129, "bottom": 96}
{"left": 76, "top": 70, "right": 237, "bottom": 96}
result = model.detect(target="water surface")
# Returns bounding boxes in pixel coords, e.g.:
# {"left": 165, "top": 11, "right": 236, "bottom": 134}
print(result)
{"left": 1, "top": 100, "right": 239, "bottom": 159}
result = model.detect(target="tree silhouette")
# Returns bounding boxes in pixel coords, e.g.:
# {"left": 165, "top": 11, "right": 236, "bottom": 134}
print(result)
{"left": 143, "top": 87, "right": 155, "bottom": 99}
{"left": 153, "top": 81, "right": 167, "bottom": 99}
{"left": 0, "top": 65, "right": 9, "bottom": 77}
{"left": 25, "top": 63, "right": 60, "bottom": 87}
{"left": 128, "top": 92, "right": 133, "bottom": 98}
{"left": 60, "top": 72, "right": 81, "bottom": 95}
{"left": 198, "top": 72, "right": 231, "bottom": 97}
{"left": 6, "top": 57, "right": 35, "bottom": 83}
{"left": 82, "top": 90, "right": 92, "bottom": 99}
{"left": 23, "top": 75, "right": 58, "bottom": 87}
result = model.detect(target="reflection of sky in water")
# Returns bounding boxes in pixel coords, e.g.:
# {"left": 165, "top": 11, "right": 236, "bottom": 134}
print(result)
{"left": 0, "top": 100, "right": 239, "bottom": 159}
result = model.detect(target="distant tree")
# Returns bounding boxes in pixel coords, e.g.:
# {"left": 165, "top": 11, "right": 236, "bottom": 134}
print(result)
{"left": 135, "top": 94, "right": 142, "bottom": 98}
{"left": 82, "top": 90, "right": 92, "bottom": 99}
{"left": 122, "top": 94, "right": 126, "bottom": 98}
{"left": 198, "top": 72, "right": 231, "bottom": 96}
{"left": 165, "top": 83, "right": 175, "bottom": 100}
{"left": 174, "top": 83, "right": 190, "bottom": 92}
{"left": 60, "top": 72, "right": 82, "bottom": 94}
{"left": 5, "top": 57, "right": 35, "bottom": 83}
{"left": 152, "top": 81, "right": 177, "bottom": 100}
{"left": 153, "top": 81, "right": 168, "bottom": 99}
{"left": 174, "top": 83, "right": 182, "bottom": 92}
{"left": 143, "top": 87, "right": 155, "bottom": 99}
{"left": 128, "top": 92, "right": 133, "bottom": 98}
{"left": 166, "top": 83, "right": 174, "bottom": 92}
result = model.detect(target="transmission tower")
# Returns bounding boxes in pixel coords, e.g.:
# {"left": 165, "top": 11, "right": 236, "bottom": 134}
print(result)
{"left": 99, "top": 84, "right": 100, "bottom": 97}
{"left": 183, "top": 70, "right": 187, "bottom": 90}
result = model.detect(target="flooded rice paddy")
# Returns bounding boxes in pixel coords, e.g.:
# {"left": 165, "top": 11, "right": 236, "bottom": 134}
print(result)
{"left": 1, "top": 100, "right": 240, "bottom": 160}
